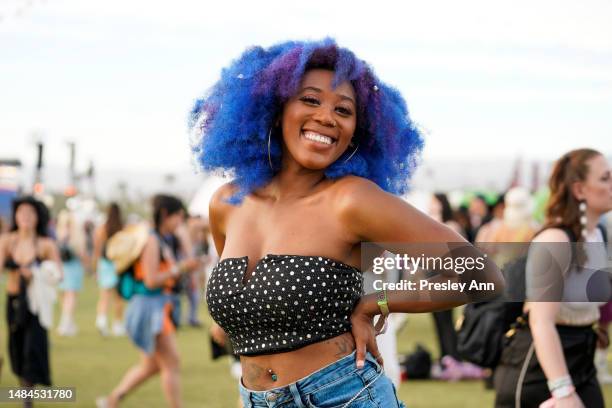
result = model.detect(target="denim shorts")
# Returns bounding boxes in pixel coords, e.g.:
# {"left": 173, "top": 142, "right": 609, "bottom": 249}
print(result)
{"left": 239, "top": 351, "right": 406, "bottom": 407}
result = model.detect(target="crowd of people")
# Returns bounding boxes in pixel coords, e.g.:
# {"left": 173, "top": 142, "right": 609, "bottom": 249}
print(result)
{"left": 0, "top": 193, "right": 213, "bottom": 407}
{"left": 1, "top": 38, "right": 611, "bottom": 408}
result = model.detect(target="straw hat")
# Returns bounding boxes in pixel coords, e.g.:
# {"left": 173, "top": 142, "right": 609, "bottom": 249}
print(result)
{"left": 106, "top": 223, "right": 150, "bottom": 273}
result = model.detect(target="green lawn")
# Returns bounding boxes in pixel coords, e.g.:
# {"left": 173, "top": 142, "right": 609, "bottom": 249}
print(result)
{"left": 0, "top": 276, "right": 610, "bottom": 407}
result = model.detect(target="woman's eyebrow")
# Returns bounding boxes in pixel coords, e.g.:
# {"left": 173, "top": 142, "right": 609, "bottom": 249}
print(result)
{"left": 300, "top": 86, "right": 355, "bottom": 105}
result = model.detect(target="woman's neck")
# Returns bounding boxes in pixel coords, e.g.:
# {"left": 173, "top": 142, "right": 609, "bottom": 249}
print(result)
{"left": 157, "top": 226, "right": 171, "bottom": 236}
{"left": 585, "top": 209, "right": 601, "bottom": 233}
{"left": 270, "top": 161, "right": 326, "bottom": 201}
{"left": 17, "top": 228, "right": 35, "bottom": 240}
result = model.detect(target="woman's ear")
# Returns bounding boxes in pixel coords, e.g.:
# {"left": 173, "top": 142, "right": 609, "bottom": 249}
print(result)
{"left": 571, "top": 181, "right": 585, "bottom": 201}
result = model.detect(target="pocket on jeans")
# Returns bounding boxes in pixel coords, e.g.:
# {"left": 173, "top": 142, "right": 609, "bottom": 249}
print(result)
{"left": 305, "top": 372, "right": 372, "bottom": 408}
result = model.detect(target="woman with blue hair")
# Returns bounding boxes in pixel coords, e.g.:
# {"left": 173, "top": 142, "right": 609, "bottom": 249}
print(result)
{"left": 197, "top": 39, "right": 503, "bottom": 407}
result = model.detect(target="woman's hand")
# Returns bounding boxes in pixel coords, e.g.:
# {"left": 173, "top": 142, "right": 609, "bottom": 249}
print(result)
{"left": 210, "top": 322, "right": 227, "bottom": 346}
{"left": 179, "top": 257, "right": 202, "bottom": 274}
{"left": 350, "top": 298, "right": 384, "bottom": 369}
{"left": 19, "top": 266, "right": 33, "bottom": 281}
{"left": 539, "top": 392, "right": 584, "bottom": 408}
{"left": 596, "top": 326, "right": 610, "bottom": 349}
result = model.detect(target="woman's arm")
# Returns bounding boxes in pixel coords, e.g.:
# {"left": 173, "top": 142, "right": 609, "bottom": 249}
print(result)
{"left": 529, "top": 302, "right": 567, "bottom": 379}
{"left": 337, "top": 177, "right": 504, "bottom": 367}
{"left": 91, "top": 227, "right": 105, "bottom": 274}
{"left": 42, "top": 237, "right": 64, "bottom": 281}
{"left": 141, "top": 236, "right": 176, "bottom": 289}
{"left": 337, "top": 177, "right": 504, "bottom": 314}
{"left": 525, "top": 229, "right": 583, "bottom": 406}
{"left": 0, "top": 234, "right": 7, "bottom": 275}
{"left": 209, "top": 183, "right": 237, "bottom": 257}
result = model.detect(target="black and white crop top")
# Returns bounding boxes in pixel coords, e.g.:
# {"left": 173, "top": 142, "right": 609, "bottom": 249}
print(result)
{"left": 206, "top": 254, "right": 363, "bottom": 355}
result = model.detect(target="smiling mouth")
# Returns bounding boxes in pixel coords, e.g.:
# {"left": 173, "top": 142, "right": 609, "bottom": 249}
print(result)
{"left": 301, "top": 131, "right": 336, "bottom": 146}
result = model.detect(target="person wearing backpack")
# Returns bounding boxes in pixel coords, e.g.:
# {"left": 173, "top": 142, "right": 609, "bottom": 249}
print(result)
{"left": 494, "top": 149, "right": 612, "bottom": 408}
{"left": 96, "top": 195, "right": 201, "bottom": 408}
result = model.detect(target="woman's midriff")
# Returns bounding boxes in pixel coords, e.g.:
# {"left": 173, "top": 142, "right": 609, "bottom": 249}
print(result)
{"left": 5, "top": 271, "right": 20, "bottom": 295}
{"left": 239, "top": 332, "right": 356, "bottom": 391}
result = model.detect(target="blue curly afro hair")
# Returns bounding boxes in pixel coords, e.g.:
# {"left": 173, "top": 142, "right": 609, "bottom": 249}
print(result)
{"left": 189, "top": 38, "right": 424, "bottom": 203}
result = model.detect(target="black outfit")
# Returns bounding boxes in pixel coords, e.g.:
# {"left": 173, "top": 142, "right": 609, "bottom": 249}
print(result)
{"left": 494, "top": 318, "right": 603, "bottom": 408}
{"left": 432, "top": 309, "right": 460, "bottom": 360}
{"left": 4, "top": 256, "right": 51, "bottom": 386}
{"left": 206, "top": 254, "right": 363, "bottom": 355}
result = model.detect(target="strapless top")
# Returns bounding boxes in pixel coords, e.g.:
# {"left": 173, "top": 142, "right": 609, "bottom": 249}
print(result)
{"left": 206, "top": 254, "right": 363, "bottom": 355}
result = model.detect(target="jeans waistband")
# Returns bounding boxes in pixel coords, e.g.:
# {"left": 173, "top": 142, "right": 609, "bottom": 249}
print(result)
{"left": 239, "top": 351, "right": 383, "bottom": 407}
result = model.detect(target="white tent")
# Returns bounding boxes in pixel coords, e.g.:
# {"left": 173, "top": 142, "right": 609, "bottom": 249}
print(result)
{"left": 188, "top": 175, "right": 228, "bottom": 219}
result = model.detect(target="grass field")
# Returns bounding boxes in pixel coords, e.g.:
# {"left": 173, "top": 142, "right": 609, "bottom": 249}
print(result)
{"left": 1, "top": 275, "right": 610, "bottom": 408}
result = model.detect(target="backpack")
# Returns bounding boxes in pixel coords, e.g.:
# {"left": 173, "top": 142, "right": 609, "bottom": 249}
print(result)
{"left": 456, "top": 225, "right": 607, "bottom": 368}
{"left": 116, "top": 232, "right": 181, "bottom": 300}
{"left": 106, "top": 223, "right": 149, "bottom": 274}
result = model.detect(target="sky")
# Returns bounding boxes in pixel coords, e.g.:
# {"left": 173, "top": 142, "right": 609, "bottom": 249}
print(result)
{"left": 1, "top": 0, "right": 611, "bottom": 180}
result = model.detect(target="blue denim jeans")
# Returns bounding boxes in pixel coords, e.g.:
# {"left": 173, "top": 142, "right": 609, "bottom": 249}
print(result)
{"left": 239, "top": 351, "right": 406, "bottom": 407}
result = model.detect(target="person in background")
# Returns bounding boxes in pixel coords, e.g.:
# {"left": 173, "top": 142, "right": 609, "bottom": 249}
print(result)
{"left": 93, "top": 202, "right": 125, "bottom": 337}
{"left": 469, "top": 194, "right": 492, "bottom": 238}
{"left": 0, "top": 196, "right": 62, "bottom": 407}
{"left": 96, "top": 194, "right": 201, "bottom": 408}
{"left": 83, "top": 220, "right": 96, "bottom": 276}
{"left": 475, "top": 193, "right": 505, "bottom": 243}
{"left": 596, "top": 302, "right": 612, "bottom": 384}
{"left": 184, "top": 216, "right": 210, "bottom": 327}
{"left": 454, "top": 206, "right": 475, "bottom": 243}
{"left": 428, "top": 192, "right": 486, "bottom": 380}
{"left": 56, "top": 209, "right": 86, "bottom": 336}
{"left": 429, "top": 193, "right": 466, "bottom": 237}
{"left": 494, "top": 148, "right": 612, "bottom": 408}
{"left": 488, "top": 187, "right": 537, "bottom": 244}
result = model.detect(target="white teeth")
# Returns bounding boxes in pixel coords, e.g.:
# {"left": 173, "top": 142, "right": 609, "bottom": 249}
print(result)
{"left": 303, "top": 131, "right": 333, "bottom": 145}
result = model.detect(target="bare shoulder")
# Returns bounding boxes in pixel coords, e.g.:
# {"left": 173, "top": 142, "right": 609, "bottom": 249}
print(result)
{"left": 532, "top": 228, "right": 570, "bottom": 243}
{"left": 0, "top": 233, "right": 9, "bottom": 250}
{"left": 210, "top": 182, "right": 238, "bottom": 211}
{"left": 330, "top": 176, "right": 385, "bottom": 207}
{"left": 39, "top": 236, "right": 58, "bottom": 256}
{"left": 94, "top": 225, "right": 106, "bottom": 237}
{"left": 208, "top": 182, "right": 238, "bottom": 218}
{"left": 329, "top": 176, "right": 399, "bottom": 218}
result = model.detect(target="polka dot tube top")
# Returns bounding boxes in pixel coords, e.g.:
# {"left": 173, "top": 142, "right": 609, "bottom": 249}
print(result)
{"left": 206, "top": 254, "right": 363, "bottom": 356}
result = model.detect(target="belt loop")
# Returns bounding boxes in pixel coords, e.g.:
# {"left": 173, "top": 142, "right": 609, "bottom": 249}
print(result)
{"left": 366, "top": 352, "right": 383, "bottom": 373}
{"left": 289, "top": 382, "right": 307, "bottom": 408}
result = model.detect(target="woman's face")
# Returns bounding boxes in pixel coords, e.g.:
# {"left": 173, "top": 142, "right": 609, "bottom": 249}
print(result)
{"left": 280, "top": 69, "right": 357, "bottom": 170}
{"left": 15, "top": 203, "right": 38, "bottom": 231}
{"left": 163, "top": 210, "right": 185, "bottom": 233}
{"left": 578, "top": 154, "right": 612, "bottom": 215}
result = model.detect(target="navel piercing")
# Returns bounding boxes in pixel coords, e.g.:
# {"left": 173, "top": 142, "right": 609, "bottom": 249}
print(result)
{"left": 267, "top": 368, "right": 278, "bottom": 381}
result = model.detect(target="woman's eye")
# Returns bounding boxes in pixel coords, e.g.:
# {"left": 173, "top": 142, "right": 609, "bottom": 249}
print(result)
{"left": 336, "top": 106, "right": 353, "bottom": 116}
{"left": 300, "top": 96, "right": 319, "bottom": 105}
